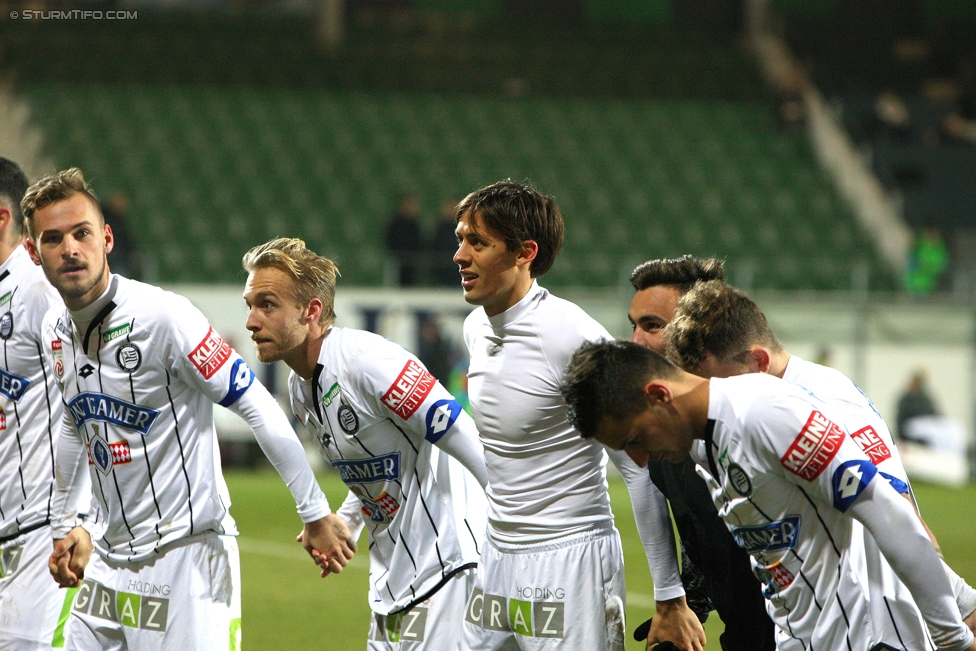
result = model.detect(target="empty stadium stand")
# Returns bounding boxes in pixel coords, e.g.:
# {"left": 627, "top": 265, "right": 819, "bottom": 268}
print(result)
{"left": 6, "top": 10, "right": 895, "bottom": 290}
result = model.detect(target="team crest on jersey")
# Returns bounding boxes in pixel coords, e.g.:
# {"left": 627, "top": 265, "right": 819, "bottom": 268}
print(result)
{"left": 850, "top": 426, "right": 891, "bottom": 465}
{"left": 116, "top": 344, "right": 142, "bottom": 372}
{"left": 781, "top": 411, "right": 845, "bottom": 481}
{"left": 0, "top": 312, "right": 12, "bottom": 340}
{"left": 425, "top": 399, "right": 461, "bottom": 443}
{"left": 382, "top": 360, "right": 436, "bottom": 420}
{"left": 727, "top": 463, "right": 751, "bottom": 496}
{"left": 832, "top": 459, "right": 877, "bottom": 512}
{"left": 337, "top": 404, "right": 359, "bottom": 433}
{"left": 188, "top": 327, "right": 232, "bottom": 379}
{"left": 731, "top": 516, "right": 801, "bottom": 554}
{"left": 0, "top": 367, "right": 30, "bottom": 402}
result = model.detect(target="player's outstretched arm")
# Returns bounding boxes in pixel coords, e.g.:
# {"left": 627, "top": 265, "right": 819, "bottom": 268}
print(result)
{"left": 49, "top": 526, "right": 93, "bottom": 588}
{"left": 647, "top": 596, "right": 706, "bottom": 651}
{"left": 228, "top": 379, "right": 331, "bottom": 524}
{"left": 850, "top": 478, "right": 975, "bottom": 651}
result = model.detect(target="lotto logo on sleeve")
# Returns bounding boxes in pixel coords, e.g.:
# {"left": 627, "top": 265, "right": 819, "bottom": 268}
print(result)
{"left": 832, "top": 459, "right": 877, "bottom": 512}
{"left": 188, "top": 327, "right": 232, "bottom": 379}
{"left": 382, "top": 360, "right": 436, "bottom": 420}
{"left": 781, "top": 411, "right": 846, "bottom": 481}
{"left": 850, "top": 426, "right": 892, "bottom": 465}
{"left": 218, "top": 359, "right": 255, "bottom": 407}
{"left": 425, "top": 399, "right": 461, "bottom": 443}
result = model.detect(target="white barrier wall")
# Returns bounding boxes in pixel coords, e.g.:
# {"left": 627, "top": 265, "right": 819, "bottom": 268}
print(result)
{"left": 169, "top": 284, "right": 976, "bottom": 455}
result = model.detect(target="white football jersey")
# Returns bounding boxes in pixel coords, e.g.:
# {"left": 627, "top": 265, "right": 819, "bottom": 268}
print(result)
{"left": 784, "top": 356, "right": 932, "bottom": 646}
{"left": 45, "top": 275, "right": 328, "bottom": 561}
{"left": 289, "top": 326, "right": 487, "bottom": 616}
{"left": 696, "top": 374, "right": 958, "bottom": 651}
{"left": 463, "top": 282, "right": 680, "bottom": 598}
{"left": 0, "top": 246, "right": 64, "bottom": 539}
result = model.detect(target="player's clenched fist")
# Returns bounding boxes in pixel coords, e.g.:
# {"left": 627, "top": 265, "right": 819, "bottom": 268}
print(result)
{"left": 49, "top": 526, "right": 93, "bottom": 588}
{"left": 297, "top": 513, "right": 357, "bottom": 577}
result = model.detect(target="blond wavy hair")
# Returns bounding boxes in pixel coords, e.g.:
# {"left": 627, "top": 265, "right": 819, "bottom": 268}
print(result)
{"left": 242, "top": 237, "right": 339, "bottom": 326}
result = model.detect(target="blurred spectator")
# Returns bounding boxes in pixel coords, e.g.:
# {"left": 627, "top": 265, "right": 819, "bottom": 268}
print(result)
{"left": 416, "top": 313, "right": 458, "bottom": 384}
{"left": 904, "top": 228, "right": 949, "bottom": 294}
{"left": 431, "top": 198, "right": 460, "bottom": 287}
{"left": 384, "top": 193, "right": 423, "bottom": 286}
{"left": 101, "top": 192, "right": 140, "bottom": 280}
{"left": 872, "top": 91, "right": 911, "bottom": 142}
{"left": 896, "top": 368, "right": 939, "bottom": 442}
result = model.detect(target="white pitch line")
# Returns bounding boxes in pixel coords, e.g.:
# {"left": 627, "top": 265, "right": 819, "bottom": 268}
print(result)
{"left": 238, "top": 536, "right": 369, "bottom": 569}
{"left": 239, "top": 537, "right": 656, "bottom": 607}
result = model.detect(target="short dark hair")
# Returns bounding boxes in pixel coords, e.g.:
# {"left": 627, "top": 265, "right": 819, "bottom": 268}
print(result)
{"left": 0, "top": 158, "right": 29, "bottom": 236}
{"left": 561, "top": 340, "right": 681, "bottom": 439}
{"left": 667, "top": 279, "right": 782, "bottom": 372}
{"left": 630, "top": 255, "right": 725, "bottom": 293}
{"left": 456, "top": 179, "right": 564, "bottom": 277}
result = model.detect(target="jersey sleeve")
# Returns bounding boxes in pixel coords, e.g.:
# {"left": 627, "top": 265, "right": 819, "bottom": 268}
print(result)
{"left": 158, "top": 294, "right": 256, "bottom": 408}
{"left": 606, "top": 449, "right": 683, "bottom": 601}
{"left": 749, "top": 395, "right": 880, "bottom": 515}
{"left": 353, "top": 339, "right": 489, "bottom": 487}
{"left": 849, "top": 478, "right": 974, "bottom": 650}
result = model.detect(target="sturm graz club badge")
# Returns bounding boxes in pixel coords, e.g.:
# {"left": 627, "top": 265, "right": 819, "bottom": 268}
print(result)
{"left": 116, "top": 343, "right": 142, "bottom": 372}
{"left": 338, "top": 404, "right": 359, "bottom": 433}
{"left": 0, "top": 312, "right": 12, "bottom": 340}
{"left": 728, "top": 463, "right": 752, "bottom": 496}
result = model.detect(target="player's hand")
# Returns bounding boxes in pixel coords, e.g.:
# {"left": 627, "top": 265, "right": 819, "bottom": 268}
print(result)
{"left": 648, "top": 596, "right": 706, "bottom": 651}
{"left": 49, "top": 526, "right": 93, "bottom": 588}
{"left": 297, "top": 513, "right": 357, "bottom": 578}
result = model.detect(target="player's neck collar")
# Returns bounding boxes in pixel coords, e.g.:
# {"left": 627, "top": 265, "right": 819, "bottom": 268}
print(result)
{"left": 487, "top": 280, "right": 543, "bottom": 328}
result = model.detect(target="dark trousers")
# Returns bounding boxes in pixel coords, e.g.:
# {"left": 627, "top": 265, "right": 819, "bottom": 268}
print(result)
{"left": 647, "top": 457, "right": 777, "bottom": 651}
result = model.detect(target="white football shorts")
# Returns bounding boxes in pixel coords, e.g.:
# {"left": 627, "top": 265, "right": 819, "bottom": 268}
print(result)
{"left": 63, "top": 532, "right": 241, "bottom": 651}
{"left": 0, "top": 524, "right": 76, "bottom": 650}
{"left": 460, "top": 524, "right": 626, "bottom": 651}
{"left": 368, "top": 566, "right": 477, "bottom": 650}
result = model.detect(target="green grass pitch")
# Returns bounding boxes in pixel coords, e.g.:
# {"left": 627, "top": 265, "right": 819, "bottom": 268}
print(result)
{"left": 227, "top": 470, "right": 975, "bottom": 650}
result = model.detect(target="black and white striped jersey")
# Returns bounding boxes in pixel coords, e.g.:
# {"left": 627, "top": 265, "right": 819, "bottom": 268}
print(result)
{"left": 695, "top": 374, "right": 970, "bottom": 651}
{"left": 289, "top": 326, "right": 487, "bottom": 616}
{"left": 0, "top": 246, "right": 64, "bottom": 539}
{"left": 784, "top": 355, "right": 934, "bottom": 647}
{"left": 45, "top": 274, "right": 329, "bottom": 561}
